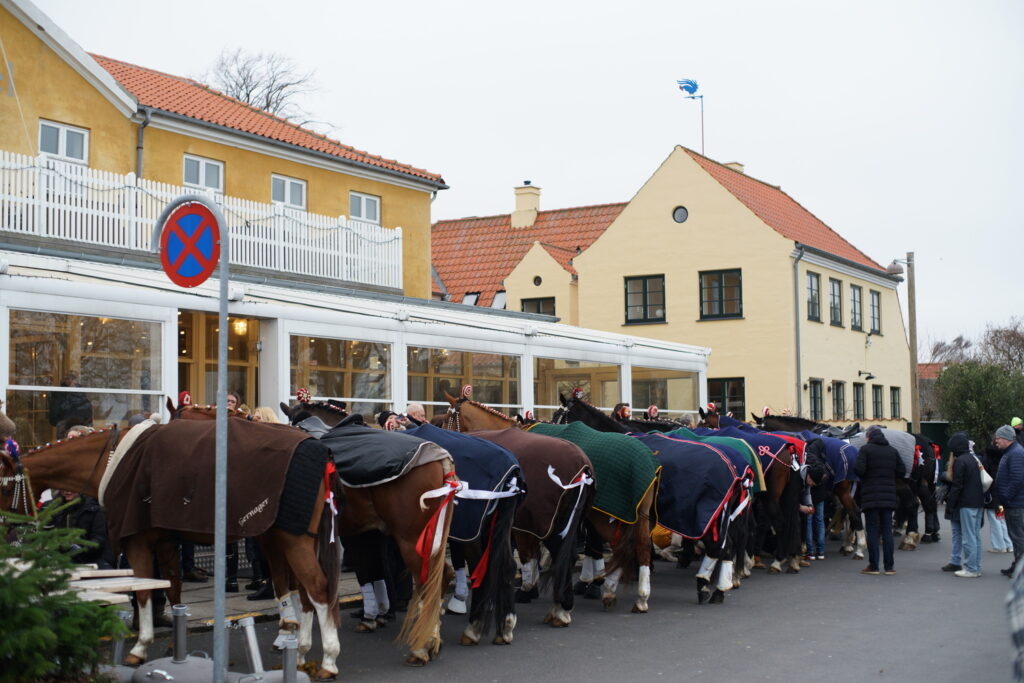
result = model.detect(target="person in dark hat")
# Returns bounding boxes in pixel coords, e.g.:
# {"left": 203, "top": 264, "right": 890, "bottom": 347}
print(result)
{"left": 377, "top": 410, "right": 401, "bottom": 431}
{"left": 800, "top": 441, "right": 832, "bottom": 561}
{"left": 854, "top": 426, "right": 905, "bottom": 575}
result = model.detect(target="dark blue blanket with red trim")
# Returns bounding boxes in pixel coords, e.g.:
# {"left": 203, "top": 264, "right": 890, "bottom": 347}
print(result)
{"left": 632, "top": 432, "right": 746, "bottom": 540}
{"left": 405, "top": 423, "right": 522, "bottom": 542}
{"left": 717, "top": 415, "right": 760, "bottom": 432}
{"left": 697, "top": 427, "right": 791, "bottom": 472}
{"left": 799, "top": 430, "right": 859, "bottom": 482}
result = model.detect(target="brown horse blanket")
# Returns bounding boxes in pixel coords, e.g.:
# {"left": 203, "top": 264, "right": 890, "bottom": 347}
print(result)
{"left": 103, "top": 420, "right": 328, "bottom": 543}
{"left": 470, "top": 428, "right": 592, "bottom": 540}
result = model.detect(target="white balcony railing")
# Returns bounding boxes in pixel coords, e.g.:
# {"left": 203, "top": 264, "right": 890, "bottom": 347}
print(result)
{"left": 0, "top": 151, "right": 403, "bottom": 290}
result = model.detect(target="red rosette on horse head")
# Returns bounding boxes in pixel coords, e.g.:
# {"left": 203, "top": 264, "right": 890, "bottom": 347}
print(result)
{"left": 296, "top": 387, "right": 313, "bottom": 404}
{"left": 461, "top": 384, "right": 473, "bottom": 399}
{"left": 178, "top": 391, "right": 192, "bottom": 407}
{"left": 572, "top": 387, "right": 585, "bottom": 400}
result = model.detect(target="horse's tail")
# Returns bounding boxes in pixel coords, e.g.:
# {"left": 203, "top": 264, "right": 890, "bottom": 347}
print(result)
{"left": 474, "top": 495, "right": 519, "bottom": 636}
{"left": 543, "top": 479, "right": 594, "bottom": 608}
{"left": 604, "top": 484, "right": 656, "bottom": 584}
{"left": 399, "top": 461, "right": 454, "bottom": 657}
{"left": 316, "top": 476, "right": 342, "bottom": 624}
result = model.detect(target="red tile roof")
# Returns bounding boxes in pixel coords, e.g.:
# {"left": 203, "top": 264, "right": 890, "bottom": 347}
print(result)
{"left": 685, "top": 149, "right": 883, "bottom": 271}
{"left": 432, "top": 203, "right": 627, "bottom": 306}
{"left": 918, "top": 362, "right": 944, "bottom": 380}
{"left": 91, "top": 54, "right": 445, "bottom": 187}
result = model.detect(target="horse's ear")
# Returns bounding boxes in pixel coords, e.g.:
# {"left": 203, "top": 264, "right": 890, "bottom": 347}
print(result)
{"left": 279, "top": 402, "right": 292, "bottom": 418}
{"left": 166, "top": 396, "right": 175, "bottom": 415}
{"left": 559, "top": 393, "right": 568, "bottom": 406}
{"left": 698, "top": 406, "right": 707, "bottom": 419}
{"left": 444, "top": 391, "right": 459, "bottom": 405}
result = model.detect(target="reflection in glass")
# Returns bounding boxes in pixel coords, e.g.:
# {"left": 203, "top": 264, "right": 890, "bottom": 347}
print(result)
{"left": 534, "top": 358, "right": 620, "bottom": 409}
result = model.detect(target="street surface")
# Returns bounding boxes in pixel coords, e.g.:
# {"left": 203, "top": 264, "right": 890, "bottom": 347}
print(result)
{"left": 145, "top": 519, "right": 1012, "bottom": 682}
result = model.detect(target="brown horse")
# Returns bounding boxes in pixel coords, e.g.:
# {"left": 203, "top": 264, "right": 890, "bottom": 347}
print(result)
{"left": 444, "top": 389, "right": 657, "bottom": 616}
{"left": 279, "top": 400, "right": 455, "bottom": 664}
{"left": 0, "top": 424, "right": 343, "bottom": 680}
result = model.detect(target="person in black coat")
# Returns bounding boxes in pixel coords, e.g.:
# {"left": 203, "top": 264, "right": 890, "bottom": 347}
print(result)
{"left": 854, "top": 426, "right": 906, "bottom": 574}
{"left": 948, "top": 434, "right": 986, "bottom": 577}
{"left": 44, "top": 490, "right": 115, "bottom": 568}
{"left": 983, "top": 444, "right": 1013, "bottom": 554}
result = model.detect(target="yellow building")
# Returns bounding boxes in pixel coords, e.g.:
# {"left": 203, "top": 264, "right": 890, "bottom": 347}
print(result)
{"left": 434, "top": 147, "right": 912, "bottom": 427}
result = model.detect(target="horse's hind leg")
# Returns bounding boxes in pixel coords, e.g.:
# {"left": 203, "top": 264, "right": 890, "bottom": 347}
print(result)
{"left": 630, "top": 489, "right": 656, "bottom": 614}
{"left": 515, "top": 535, "right": 541, "bottom": 604}
{"left": 123, "top": 532, "right": 159, "bottom": 665}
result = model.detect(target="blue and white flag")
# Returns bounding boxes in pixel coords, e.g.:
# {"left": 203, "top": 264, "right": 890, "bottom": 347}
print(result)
{"left": 677, "top": 79, "right": 698, "bottom": 95}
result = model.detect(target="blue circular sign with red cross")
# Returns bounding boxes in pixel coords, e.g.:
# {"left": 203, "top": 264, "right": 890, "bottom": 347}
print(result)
{"left": 159, "top": 202, "right": 221, "bottom": 288}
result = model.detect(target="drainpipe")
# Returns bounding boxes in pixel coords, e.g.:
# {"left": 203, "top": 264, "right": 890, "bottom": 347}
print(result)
{"left": 793, "top": 244, "right": 805, "bottom": 416}
{"left": 135, "top": 107, "right": 152, "bottom": 177}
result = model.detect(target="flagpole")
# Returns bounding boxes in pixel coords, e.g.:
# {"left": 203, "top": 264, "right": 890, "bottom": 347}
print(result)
{"left": 676, "top": 79, "right": 704, "bottom": 155}
{"left": 699, "top": 95, "right": 704, "bottom": 155}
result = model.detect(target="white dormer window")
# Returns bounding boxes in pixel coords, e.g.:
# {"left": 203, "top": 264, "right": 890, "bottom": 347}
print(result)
{"left": 491, "top": 291, "right": 507, "bottom": 309}
{"left": 183, "top": 155, "right": 224, "bottom": 192}
{"left": 39, "top": 120, "right": 88, "bottom": 163}
{"left": 272, "top": 174, "right": 306, "bottom": 209}
{"left": 350, "top": 191, "right": 380, "bottom": 224}
{"left": 462, "top": 293, "right": 479, "bottom": 306}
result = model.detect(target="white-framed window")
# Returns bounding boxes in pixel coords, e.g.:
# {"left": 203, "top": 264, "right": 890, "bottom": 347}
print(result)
{"left": 183, "top": 154, "right": 224, "bottom": 192}
{"left": 271, "top": 174, "right": 306, "bottom": 209}
{"left": 349, "top": 191, "right": 380, "bottom": 224}
{"left": 462, "top": 293, "right": 479, "bottom": 306}
{"left": 39, "top": 120, "right": 89, "bottom": 163}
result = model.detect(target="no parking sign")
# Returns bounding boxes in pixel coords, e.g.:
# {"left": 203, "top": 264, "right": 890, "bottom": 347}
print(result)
{"left": 155, "top": 199, "right": 222, "bottom": 287}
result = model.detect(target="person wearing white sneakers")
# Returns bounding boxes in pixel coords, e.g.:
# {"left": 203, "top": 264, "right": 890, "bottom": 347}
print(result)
{"left": 947, "top": 430, "right": 986, "bottom": 578}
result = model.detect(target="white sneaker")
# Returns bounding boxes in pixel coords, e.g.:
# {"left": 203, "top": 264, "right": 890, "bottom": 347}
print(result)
{"left": 954, "top": 569, "right": 981, "bottom": 578}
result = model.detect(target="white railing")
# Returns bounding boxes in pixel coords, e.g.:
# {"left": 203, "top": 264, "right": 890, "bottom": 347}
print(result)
{"left": 0, "top": 151, "right": 403, "bottom": 290}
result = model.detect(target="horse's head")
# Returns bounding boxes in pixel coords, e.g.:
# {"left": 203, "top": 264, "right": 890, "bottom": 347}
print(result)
{"left": 698, "top": 403, "right": 721, "bottom": 429}
{"left": 515, "top": 410, "right": 537, "bottom": 426}
{"left": 442, "top": 386, "right": 514, "bottom": 432}
{"left": 280, "top": 390, "right": 348, "bottom": 428}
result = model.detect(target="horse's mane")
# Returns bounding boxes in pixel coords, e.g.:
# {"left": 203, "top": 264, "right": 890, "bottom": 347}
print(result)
{"left": 26, "top": 425, "right": 117, "bottom": 455}
{"left": 461, "top": 398, "right": 514, "bottom": 423}
{"left": 298, "top": 401, "right": 349, "bottom": 416}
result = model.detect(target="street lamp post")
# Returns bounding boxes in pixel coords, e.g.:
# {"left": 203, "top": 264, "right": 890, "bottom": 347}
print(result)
{"left": 888, "top": 252, "right": 919, "bottom": 430}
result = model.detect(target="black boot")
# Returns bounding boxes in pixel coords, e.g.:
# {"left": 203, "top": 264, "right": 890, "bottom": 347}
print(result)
{"left": 247, "top": 581, "right": 275, "bottom": 601}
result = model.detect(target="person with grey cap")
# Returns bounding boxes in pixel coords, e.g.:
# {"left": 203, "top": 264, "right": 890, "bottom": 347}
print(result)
{"left": 996, "top": 424, "right": 1024, "bottom": 576}
{"left": 854, "top": 425, "right": 905, "bottom": 575}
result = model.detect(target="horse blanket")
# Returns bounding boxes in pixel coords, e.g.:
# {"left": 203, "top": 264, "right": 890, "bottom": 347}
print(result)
{"left": 667, "top": 427, "right": 766, "bottom": 492}
{"left": 717, "top": 415, "right": 760, "bottom": 433}
{"left": 470, "top": 428, "right": 592, "bottom": 539}
{"left": 799, "top": 430, "right": 859, "bottom": 482}
{"left": 848, "top": 428, "right": 916, "bottom": 479}
{"left": 632, "top": 433, "right": 749, "bottom": 540}
{"left": 405, "top": 423, "right": 523, "bottom": 542}
{"left": 313, "top": 414, "right": 451, "bottom": 488}
{"left": 694, "top": 426, "right": 796, "bottom": 477}
{"left": 527, "top": 421, "right": 660, "bottom": 524}
{"left": 103, "top": 419, "right": 329, "bottom": 543}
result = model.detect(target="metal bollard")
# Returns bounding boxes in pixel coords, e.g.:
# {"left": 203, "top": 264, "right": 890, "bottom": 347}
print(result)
{"left": 281, "top": 634, "right": 298, "bottom": 683}
{"left": 112, "top": 610, "right": 132, "bottom": 664}
{"left": 238, "top": 616, "right": 264, "bottom": 674}
{"left": 171, "top": 604, "right": 189, "bottom": 664}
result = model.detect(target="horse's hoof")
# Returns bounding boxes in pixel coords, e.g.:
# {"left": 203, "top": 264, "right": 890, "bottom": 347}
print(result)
{"left": 514, "top": 588, "right": 535, "bottom": 604}
{"left": 430, "top": 641, "right": 443, "bottom": 660}
{"left": 314, "top": 671, "right": 337, "bottom": 682}
{"left": 602, "top": 595, "right": 617, "bottom": 611}
{"left": 698, "top": 589, "right": 710, "bottom": 605}
{"left": 752, "top": 560, "right": 766, "bottom": 570}
{"left": 766, "top": 566, "right": 780, "bottom": 575}
{"left": 492, "top": 635, "right": 512, "bottom": 645}
{"left": 124, "top": 654, "right": 144, "bottom": 667}
{"left": 840, "top": 547, "right": 852, "bottom": 555}
{"left": 460, "top": 633, "right": 479, "bottom": 646}
{"left": 786, "top": 566, "right": 800, "bottom": 574}
{"left": 709, "top": 590, "right": 725, "bottom": 604}
{"left": 404, "top": 654, "right": 428, "bottom": 667}
{"left": 354, "top": 619, "right": 377, "bottom": 633}
{"left": 631, "top": 603, "right": 649, "bottom": 614}
{"left": 542, "top": 612, "right": 570, "bottom": 628}
{"left": 375, "top": 615, "right": 389, "bottom": 627}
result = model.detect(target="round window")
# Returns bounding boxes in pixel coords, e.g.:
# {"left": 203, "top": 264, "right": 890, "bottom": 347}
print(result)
{"left": 672, "top": 206, "right": 689, "bottom": 223}
{"left": 533, "top": 276, "right": 542, "bottom": 286}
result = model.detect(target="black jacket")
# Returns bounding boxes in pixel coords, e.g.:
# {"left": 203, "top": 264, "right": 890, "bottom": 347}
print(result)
{"left": 983, "top": 445, "right": 1004, "bottom": 509}
{"left": 948, "top": 450, "right": 986, "bottom": 510}
{"left": 854, "top": 431, "right": 905, "bottom": 510}
{"left": 45, "top": 495, "right": 114, "bottom": 568}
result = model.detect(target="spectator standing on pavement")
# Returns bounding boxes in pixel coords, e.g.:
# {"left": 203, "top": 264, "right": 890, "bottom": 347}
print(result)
{"left": 997, "top": 424, "right": 1024, "bottom": 577}
{"left": 401, "top": 403, "right": 427, "bottom": 427}
{"left": 947, "top": 431, "right": 985, "bottom": 578}
{"left": 44, "top": 489, "right": 116, "bottom": 568}
{"left": 983, "top": 442, "right": 1013, "bottom": 554}
{"left": 854, "top": 425, "right": 905, "bottom": 575}
{"left": 942, "top": 432, "right": 972, "bottom": 573}
{"left": 1014, "top": 417, "right": 1024, "bottom": 448}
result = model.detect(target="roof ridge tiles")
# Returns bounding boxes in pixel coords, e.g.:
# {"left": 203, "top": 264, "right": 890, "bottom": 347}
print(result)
{"left": 435, "top": 200, "right": 628, "bottom": 225}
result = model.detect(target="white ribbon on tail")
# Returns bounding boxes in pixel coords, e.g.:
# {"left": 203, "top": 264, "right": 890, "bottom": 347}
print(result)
{"left": 419, "top": 478, "right": 464, "bottom": 558}
{"left": 453, "top": 476, "right": 523, "bottom": 501}
{"left": 546, "top": 466, "right": 594, "bottom": 538}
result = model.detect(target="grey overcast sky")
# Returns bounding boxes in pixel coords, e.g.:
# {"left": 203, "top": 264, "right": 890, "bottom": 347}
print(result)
{"left": 33, "top": 0, "right": 1024, "bottom": 352}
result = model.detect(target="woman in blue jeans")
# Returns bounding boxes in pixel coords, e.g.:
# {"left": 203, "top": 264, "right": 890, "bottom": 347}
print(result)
{"left": 942, "top": 432, "right": 973, "bottom": 572}
{"left": 853, "top": 426, "right": 905, "bottom": 575}
{"left": 947, "top": 431, "right": 986, "bottom": 577}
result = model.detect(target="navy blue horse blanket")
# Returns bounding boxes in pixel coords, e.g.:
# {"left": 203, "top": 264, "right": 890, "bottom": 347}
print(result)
{"left": 405, "top": 423, "right": 523, "bottom": 542}
{"left": 697, "top": 426, "right": 793, "bottom": 474}
{"left": 632, "top": 432, "right": 751, "bottom": 541}
{"left": 799, "top": 430, "right": 859, "bottom": 482}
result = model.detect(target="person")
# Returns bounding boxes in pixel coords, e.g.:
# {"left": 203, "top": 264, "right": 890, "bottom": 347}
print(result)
{"left": 48, "top": 372, "right": 93, "bottom": 439}
{"left": 401, "top": 403, "right": 427, "bottom": 427}
{"left": 996, "top": 424, "right": 1024, "bottom": 577}
{"left": 376, "top": 410, "right": 402, "bottom": 431}
{"left": 1014, "top": 417, "right": 1024, "bottom": 448}
{"left": 947, "top": 430, "right": 985, "bottom": 577}
{"left": 983, "top": 441, "right": 1013, "bottom": 554}
{"left": 801, "top": 450, "right": 831, "bottom": 561}
{"left": 1, "top": 411, "right": 18, "bottom": 461}
{"left": 854, "top": 425, "right": 905, "bottom": 575}
{"left": 44, "top": 489, "right": 116, "bottom": 568}
{"left": 250, "top": 406, "right": 280, "bottom": 423}
{"left": 678, "top": 413, "right": 694, "bottom": 429}
{"left": 941, "top": 432, "right": 971, "bottom": 573}
{"left": 612, "top": 403, "right": 631, "bottom": 421}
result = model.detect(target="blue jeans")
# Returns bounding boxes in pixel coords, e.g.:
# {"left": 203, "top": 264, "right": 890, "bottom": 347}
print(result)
{"left": 960, "top": 507, "right": 983, "bottom": 573}
{"left": 987, "top": 509, "right": 1012, "bottom": 551}
{"left": 805, "top": 501, "right": 826, "bottom": 555}
{"left": 949, "top": 517, "right": 963, "bottom": 565}
{"left": 864, "top": 508, "right": 895, "bottom": 571}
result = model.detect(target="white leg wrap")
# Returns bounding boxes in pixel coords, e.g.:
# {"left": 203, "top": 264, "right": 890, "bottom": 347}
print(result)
{"left": 602, "top": 567, "right": 622, "bottom": 596}
{"left": 579, "top": 556, "right": 595, "bottom": 583}
{"left": 855, "top": 529, "right": 866, "bottom": 558}
{"left": 770, "top": 559, "right": 783, "bottom": 572}
{"left": 312, "top": 598, "right": 340, "bottom": 675}
{"left": 297, "top": 606, "right": 314, "bottom": 662}
{"left": 277, "top": 592, "right": 299, "bottom": 625}
{"left": 129, "top": 599, "right": 152, "bottom": 660}
{"left": 670, "top": 533, "right": 684, "bottom": 550}
{"left": 521, "top": 559, "right": 539, "bottom": 590}
{"left": 539, "top": 546, "right": 552, "bottom": 572}
{"left": 360, "top": 582, "right": 379, "bottom": 618}
{"left": 716, "top": 560, "right": 735, "bottom": 592}
{"left": 593, "top": 557, "right": 605, "bottom": 576}
{"left": 638, "top": 565, "right": 651, "bottom": 600}
{"left": 372, "top": 579, "right": 390, "bottom": 614}
{"left": 500, "top": 613, "right": 517, "bottom": 642}
{"left": 696, "top": 555, "right": 718, "bottom": 581}
{"left": 453, "top": 567, "right": 469, "bottom": 598}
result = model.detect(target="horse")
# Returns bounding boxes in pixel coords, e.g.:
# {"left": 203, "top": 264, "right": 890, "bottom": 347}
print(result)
{"left": 553, "top": 391, "right": 682, "bottom": 434}
{"left": 279, "top": 399, "right": 456, "bottom": 665}
{"left": 443, "top": 389, "right": 659, "bottom": 617}
{"left": 0, "top": 422, "right": 344, "bottom": 681}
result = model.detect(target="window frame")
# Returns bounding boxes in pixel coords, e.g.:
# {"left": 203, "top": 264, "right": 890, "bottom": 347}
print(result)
{"left": 461, "top": 293, "right": 480, "bottom": 306}
{"left": 807, "top": 272, "right": 821, "bottom": 321}
{"left": 183, "top": 154, "right": 224, "bottom": 192}
{"left": 39, "top": 119, "right": 89, "bottom": 164}
{"left": 872, "top": 384, "right": 884, "bottom": 419}
{"left": 707, "top": 377, "right": 746, "bottom": 419}
{"left": 349, "top": 190, "right": 381, "bottom": 224}
{"left": 850, "top": 284, "right": 863, "bottom": 331}
{"left": 869, "top": 290, "right": 881, "bottom": 334}
{"left": 809, "top": 378, "right": 824, "bottom": 421}
{"left": 829, "top": 278, "right": 843, "bottom": 326}
{"left": 853, "top": 382, "right": 865, "bottom": 420}
{"left": 271, "top": 173, "right": 307, "bottom": 209}
{"left": 890, "top": 386, "right": 901, "bottom": 419}
{"left": 521, "top": 297, "right": 555, "bottom": 316}
{"left": 698, "top": 268, "right": 743, "bottom": 320}
{"left": 624, "top": 275, "right": 666, "bottom": 324}
{"left": 832, "top": 381, "right": 846, "bottom": 420}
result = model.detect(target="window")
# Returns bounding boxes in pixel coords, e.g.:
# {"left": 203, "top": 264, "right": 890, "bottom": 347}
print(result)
{"left": 869, "top": 290, "right": 881, "bottom": 333}
{"left": 708, "top": 377, "right": 745, "bottom": 419}
{"left": 807, "top": 272, "right": 821, "bottom": 321}
{"left": 349, "top": 191, "right": 380, "bottom": 224}
{"left": 829, "top": 278, "right": 843, "bottom": 326}
{"left": 850, "top": 285, "right": 863, "bottom": 331}
{"left": 699, "top": 269, "right": 742, "bottom": 320}
{"left": 183, "top": 155, "right": 224, "bottom": 192}
{"left": 39, "top": 120, "right": 88, "bottom": 163}
{"left": 625, "top": 275, "right": 665, "bottom": 323}
{"left": 672, "top": 206, "right": 689, "bottom": 223}
{"left": 409, "top": 347, "right": 521, "bottom": 412}
{"left": 832, "top": 381, "right": 846, "bottom": 420}
{"left": 271, "top": 174, "right": 306, "bottom": 209}
{"left": 872, "top": 384, "right": 884, "bottom": 419}
{"left": 490, "top": 291, "right": 507, "bottom": 309}
{"left": 290, "top": 336, "right": 390, "bottom": 420}
{"left": 809, "top": 379, "right": 823, "bottom": 421}
{"left": 632, "top": 366, "right": 700, "bottom": 417}
{"left": 522, "top": 297, "right": 555, "bottom": 315}
{"left": 853, "top": 383, "right": 865, "bottom": 420}
{"left": 890, "top": 387, "right": 901, "bottom": 419}
{"left": 534, "top": 357, "right": 619, "bottom": 420}
{"left": 461, "top": 293, "right": 479, "bottom": 306}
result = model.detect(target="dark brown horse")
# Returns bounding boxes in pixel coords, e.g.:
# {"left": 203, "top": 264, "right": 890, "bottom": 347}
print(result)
{"left": 0, "top": 424, "right": 343, "bottom": 680}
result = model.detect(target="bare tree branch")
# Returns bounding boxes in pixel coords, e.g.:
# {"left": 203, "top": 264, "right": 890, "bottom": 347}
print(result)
{"left": 203, "top": 48, "right": 318, "bottom": 123}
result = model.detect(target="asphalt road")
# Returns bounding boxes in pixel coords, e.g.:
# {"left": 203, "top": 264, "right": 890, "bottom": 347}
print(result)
{"left": 145, "top": 518, "right": 1014, "bottom": 682}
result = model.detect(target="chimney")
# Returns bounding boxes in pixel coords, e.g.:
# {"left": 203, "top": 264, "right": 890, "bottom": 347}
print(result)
{"left": 512, "top": 181, "right": 540, "bottom": 228}
{"left": 724, "top": 161, "right": 745, "bottom": 174}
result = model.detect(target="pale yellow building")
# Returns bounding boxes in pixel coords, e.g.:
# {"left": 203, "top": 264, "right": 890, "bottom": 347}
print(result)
{"left": 434, "top": 147, "right": 912, "bottom": 427}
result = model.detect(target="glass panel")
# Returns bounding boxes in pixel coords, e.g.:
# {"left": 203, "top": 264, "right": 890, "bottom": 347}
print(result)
{"left": 631, "top": 366, "right": 699, "bottom": 414}
{"left": 40, "top": 123, "right": 60, "bottom": 154}
{"left": 407, "top": 347, "right": 520, "bottom": 408}
{"left": 65, "top": 130, "right": 85, "bottom": 160}
{"left": 366, "top": 197, "right": 378, "bottom": 222}
{"left": 626, "top": 279, "right": 643, "bottom": 293}
{"left": 434, "top": 349, "right": 462, "bottom": 375}
{"left": 290, "top": 181, "right": 304, "bottom": 207}
{"left": 534, "top": 357, "right": 619, "bottom": 408}
{"left": 272, "top": 177, "right": 285, "bottom": 202}
{"left": 290, "top": 335, "right": 391, "bottom": 401}
{"left": 205, "top": 162, "right": 220, "bottom": 189}
{"left": 5, "top": 388, "right": 158, "bottom": 446}
{"left": 491, "top": 291, "right": 507, "bottom": 309}
{"left": 407, "top": 347, "right": 430, "bottom": 373}
{"left": 184, "top": 157, "right": 200, "bottom": 185}
{"left": 350, "top": 194, "right": 362, "bottom": 218}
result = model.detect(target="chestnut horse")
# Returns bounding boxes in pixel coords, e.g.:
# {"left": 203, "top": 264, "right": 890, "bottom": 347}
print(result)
{"left": 445, "top": 389, "right": 657, "bottom": 616}
{"left": 0, "top": 424, "right": 343, "bottom": 680}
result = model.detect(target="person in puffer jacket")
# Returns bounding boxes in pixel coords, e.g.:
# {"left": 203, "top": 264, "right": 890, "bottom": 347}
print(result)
{"left": 853, "top": 426, "right": 905, "bottom": 575}
{"left": 942, "top": 432, "right": 973, "bottom": 573}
